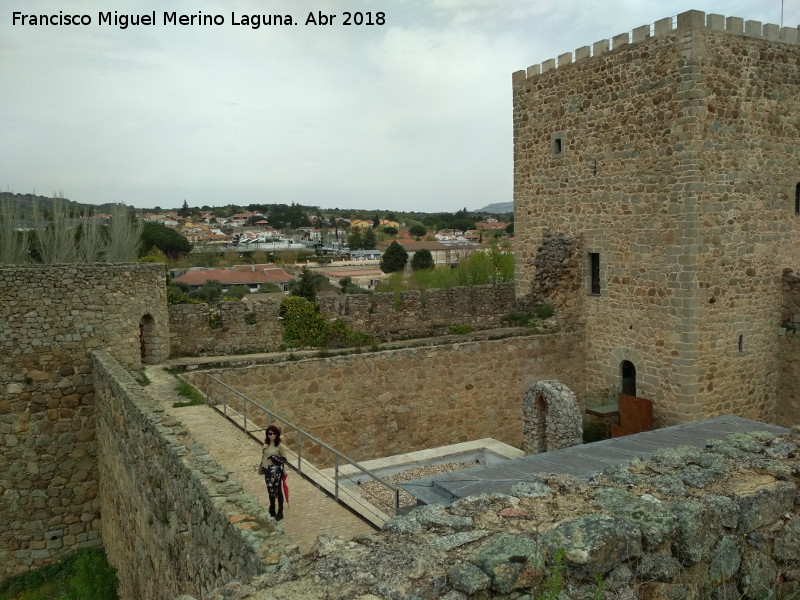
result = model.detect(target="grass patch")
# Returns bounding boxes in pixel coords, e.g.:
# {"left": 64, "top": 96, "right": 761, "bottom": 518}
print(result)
{"left": 173, "top": 380, "right": 205, "bottom": 408}
{"left": 0, "top": 547, "right": 119, "bottom": 600}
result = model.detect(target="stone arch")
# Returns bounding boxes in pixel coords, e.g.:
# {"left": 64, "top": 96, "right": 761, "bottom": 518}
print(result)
{"left": 522, "top": 380, "right": 582, "bottom": 454}
{"left": 138, "top": 314, "right": 160, "bottom": 365}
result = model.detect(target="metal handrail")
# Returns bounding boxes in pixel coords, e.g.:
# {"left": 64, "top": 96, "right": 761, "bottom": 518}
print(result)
{"left": 202, "top": 373, "right": 401, "bottom": 516}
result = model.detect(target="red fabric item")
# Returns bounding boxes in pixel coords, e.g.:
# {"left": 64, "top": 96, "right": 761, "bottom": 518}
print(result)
{"left": 282, "top": 474, "right": 289, "bottom": 503}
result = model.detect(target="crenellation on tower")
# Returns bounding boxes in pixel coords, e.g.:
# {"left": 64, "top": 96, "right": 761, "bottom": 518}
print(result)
{"left": 514, "top": 10, "right": 795, "bottom": 84}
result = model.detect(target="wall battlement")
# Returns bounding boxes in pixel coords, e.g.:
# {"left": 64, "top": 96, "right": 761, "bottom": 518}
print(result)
{"left": 512, "top": 9, "right": 800, "bottom": 85}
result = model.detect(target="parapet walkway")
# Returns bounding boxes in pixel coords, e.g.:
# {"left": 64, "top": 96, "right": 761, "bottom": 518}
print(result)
{"left": 144, "top": 365, "right": 376, "bottom": 553}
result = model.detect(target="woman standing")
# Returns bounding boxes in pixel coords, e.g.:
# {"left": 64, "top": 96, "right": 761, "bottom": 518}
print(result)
{"left": 260, "top": 425, "right": 288, "bottom": 520}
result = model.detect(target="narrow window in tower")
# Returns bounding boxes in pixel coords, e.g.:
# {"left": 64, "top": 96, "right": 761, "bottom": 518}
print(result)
{"left": 795, "top": 182, "right": 799, "bottom": 215}
{"left": 551, "top": 132, "right": 564, "bottom": 157}
{"left": 589, "top": 252, "right": 601, "bottom": 295}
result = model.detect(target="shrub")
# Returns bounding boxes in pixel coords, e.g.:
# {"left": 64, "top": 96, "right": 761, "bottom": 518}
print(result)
{"left": 208, "top": 312, "right": 223, "bottom": 329}
{"left": 279, "top": 296, "right": 327, "bottom": 347}
{"left": 536, "top": 304, "right": 554, "bottom": 319}
{"left": 449, "top": 323, "right": 473, "bottom": 335}
{"left": 324, "top": 319, "right": 374, "bottom": 348}
{"left": 505, "top": 310, "right": 532, "bottom": 326}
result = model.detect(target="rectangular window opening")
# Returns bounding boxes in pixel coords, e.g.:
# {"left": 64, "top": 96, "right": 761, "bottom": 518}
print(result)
{"left": 589, "top": 252, "right": 601, "bottom": 295}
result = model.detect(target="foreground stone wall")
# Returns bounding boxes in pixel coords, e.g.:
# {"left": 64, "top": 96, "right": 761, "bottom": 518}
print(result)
{"left": 184, "top": 426, "right": 800, "bottom": 600}
{"left": 188, "top": 331, "right": 586, "bottom": 466}
{"left": 92, "top": 351, "right": 289, "bottom": 600}
{"left": 168, "top": 284, "right": 517, "bottom": 357}
{"left": 778, "top": 269, "right": 800, "bottom": 425}
{"left": 0, "top": 264, "right": 168, "bottom": 580}
{"left": 513, "top": 11, "right": 800, "bottom": 428}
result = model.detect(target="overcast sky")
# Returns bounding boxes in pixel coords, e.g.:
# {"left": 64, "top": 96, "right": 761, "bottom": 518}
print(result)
{"left": 2, "top": 0, "right": 797, "bottom": 213}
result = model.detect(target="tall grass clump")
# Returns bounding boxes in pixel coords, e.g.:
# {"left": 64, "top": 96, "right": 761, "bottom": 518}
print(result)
{"left": 0, "top": 199, "right": 30, "bottom": 264}
{"left": 105, "top": 204, "right": 143, "bottom": 262}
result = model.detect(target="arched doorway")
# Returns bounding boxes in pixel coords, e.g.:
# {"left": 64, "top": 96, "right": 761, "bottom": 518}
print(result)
{"left": 139, "top": 314, "right": 156, "bottom": 364}
{"left": 621, "top": 360, "right": 636, "bottom": 396}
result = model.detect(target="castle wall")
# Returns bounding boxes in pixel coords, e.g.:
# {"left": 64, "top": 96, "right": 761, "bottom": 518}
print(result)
{"left": 169, "top": 298, "right": 284, "bottom": 357}
{"left": 512, "top": 11, "right": 800, "bottom": 427}
{"left": 187, "top": 331, "right": 586, "bottom": 466}
{"left": 179, "top": 426, "right": 800, "bottom": 600}
{"left": 169, "top": 283, "right": 517, "bottom": 356}
{"left": 92, "top": 351, "right": 283, "bottom": 600}
{"left": 0, "top": 264, "right": 169, "bottom": 580}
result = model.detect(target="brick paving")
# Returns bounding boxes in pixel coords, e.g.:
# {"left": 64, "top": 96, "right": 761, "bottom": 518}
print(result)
{"left": 144, "top": 365, "right": 376, "bottom": 553}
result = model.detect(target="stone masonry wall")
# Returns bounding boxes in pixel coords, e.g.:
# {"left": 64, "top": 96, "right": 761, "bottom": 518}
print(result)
{"left": 0, "top": 264, "right": 169, "bottom": 580}
{"left": 184, "top": 426, "right": 800, "bottom": 600}
{"left": 512, "top": 11, "right": 800, "bottom": 428}
{"left": 169, "top": 299, "right": 284, "bottom": 357}
{"left": 92, "top": 351, "right": 287, "bottom": 600}
{"left": 169, "top": 283, "right": 517, "bottom": 357}
{"left": 778, "top": 269, "right": 800, "bottom": 425}
{"left": 317, "top": 283, "right": 517, "bottom": 340}
{"left": 187, "top": 331, "right": 586, "bottom": 467}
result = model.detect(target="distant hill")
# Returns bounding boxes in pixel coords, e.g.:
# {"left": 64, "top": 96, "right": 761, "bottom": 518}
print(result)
{"left": 474, "top": 202, "right": 513, "bottom": 214}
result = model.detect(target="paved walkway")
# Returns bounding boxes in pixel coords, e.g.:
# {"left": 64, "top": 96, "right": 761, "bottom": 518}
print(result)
{"left": 144, "top": 365, "right": 376, "bottom": 553}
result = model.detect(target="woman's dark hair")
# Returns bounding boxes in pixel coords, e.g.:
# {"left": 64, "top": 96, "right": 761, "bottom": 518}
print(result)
{"left": 265, "top": 425, "right": 282, "bottom": 446}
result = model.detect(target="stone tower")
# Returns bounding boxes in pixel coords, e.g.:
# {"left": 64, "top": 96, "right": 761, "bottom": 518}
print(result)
{"left": 512, "top": 10, "right": 800, "bottom": 426}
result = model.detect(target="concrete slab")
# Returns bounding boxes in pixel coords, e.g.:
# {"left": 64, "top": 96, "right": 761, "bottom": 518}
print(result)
{"left": 399, "top": 415, "right": 789, "bottom": 505}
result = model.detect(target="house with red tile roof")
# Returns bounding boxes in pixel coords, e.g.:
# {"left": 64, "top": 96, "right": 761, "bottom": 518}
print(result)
{"left": 172, "top": 266, "right": 294, "bottom": 293}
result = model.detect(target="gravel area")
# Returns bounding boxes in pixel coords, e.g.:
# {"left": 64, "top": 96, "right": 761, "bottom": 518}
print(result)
{"left": 355, "top": 461, "right": 479, "bottom": 516}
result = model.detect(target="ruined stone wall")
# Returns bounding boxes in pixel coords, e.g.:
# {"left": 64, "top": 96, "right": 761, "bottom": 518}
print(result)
{"left": 92, "top": 351, "right": 284, "bottom": 600}
{"left": 169, "top": 283, "right": 516, "bottom": 357}
{"left": 317, "top": 283, "right": 517, "bottom": 340}
{"left": 778, "top": 269, "right": 800, "bottom": 426}
{"left": 169, "top": 299, "right": 284, "bottom": 357}
{"left": 512, "top": 11, "right": 800, "bottom": 427}
{"left": 183, "top": 427, "right": 800, "bottom": 600}
{"left": 188, "top": 331, "right": 586, "bottom": 466}
{"left": 0, "top": 264, "right": 169, "bottom": 580}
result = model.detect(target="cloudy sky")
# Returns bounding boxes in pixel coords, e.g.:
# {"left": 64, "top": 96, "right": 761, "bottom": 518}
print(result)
{"left": 2, "top": 0, "right": 797, "bottom": 213}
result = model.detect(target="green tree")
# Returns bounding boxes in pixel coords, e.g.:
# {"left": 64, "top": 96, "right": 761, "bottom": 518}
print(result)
{"left": 257, "top": 282, "right": 282, "bottom": 293}
{"left": 289, "top": 268, "right": 325, "bottom": 302}
{"left": 141, "top": 222, "right": 192, "bottom": 257}
{"left": 338, "top": 276, "right": 370, "bottom": 294}
{"left": 380, "top": 241, "right": 408, "bottom": 273}
{"left": 347, "top": 229, "right": 363, "bottom": 250}
{"left": 178, "top": 200, "right": 190, "bottom": 218}
{"left": 506, "top": 222, "right": 514, "bottom": 235}
{"left": 411, "top": 248, "right": 434, "bottom": 271}
{"left": 362, "top": 227, "right": 377, "bottom": 250}
{"left": 224, "top": 285, "right": 251, "bottom": 299}
{"left": 372, "top": 214, "right": 380, "bottom": 228}
{"left": 382, "top": 226, "right": 398, "bottom": 236}
{"left": 408, "top": 224, "right": 427, "bottom": 239}
{"left": 189, "top": 280, "right": 223, "bottom": 304}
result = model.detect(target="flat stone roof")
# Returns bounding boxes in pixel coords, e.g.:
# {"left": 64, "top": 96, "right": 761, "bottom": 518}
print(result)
{"left": 399, "top": 415, "right": 789, "bottom": 506}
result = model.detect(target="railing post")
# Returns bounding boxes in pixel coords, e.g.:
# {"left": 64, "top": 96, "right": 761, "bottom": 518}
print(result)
{"left": 223, "top": 385, "right": 227, "bottom": 417}
{"left": 242, "top": 393, "right": 247, "bottom": 433}
{"left": 395, "top": 488, "right": 399, "bottom": 516}
{"left": 334, "top": 454, "right": 339, "bottom": 502}
{"left": 296, "top": 431, "right": 302, "bottom": 473}
{"left": 204, "top": 374, "right": 209, "bottom": 405}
